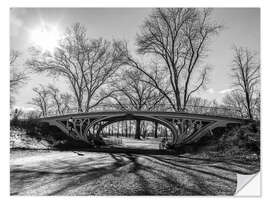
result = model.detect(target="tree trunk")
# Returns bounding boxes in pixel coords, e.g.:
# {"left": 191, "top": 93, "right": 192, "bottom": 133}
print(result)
{"left": 125, "top": 121, "right": 128, "bottom": 137}
{"left": 117, "top": 122, "right": 119, "bottom": 137}
{"left": 154, "top": 121, "right": 158, "bottom": 138}
{"left": 109, "top": 125, "right": 112, "bottom": 136}
{"left": 245, "top": 92, "right": 253, "bottom": 119}
{"left": 135, "top": 119, "right": 141, "bottom": 139}
{"left": 129, "top": 120, "right": 132, "bottom": 137}
{"left": 122, "top": 121, "right": 125, "bottom": 136}
{"left": 165, "top": 128, "right": 168, "bottom": 138}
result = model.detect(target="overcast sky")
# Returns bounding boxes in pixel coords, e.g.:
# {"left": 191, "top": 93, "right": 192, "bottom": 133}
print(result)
{"left": 10, "top": 8, "right": 260, "bottom": 110}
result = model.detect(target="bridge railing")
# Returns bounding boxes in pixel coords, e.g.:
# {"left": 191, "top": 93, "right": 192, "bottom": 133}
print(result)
{"left": 43, "top": 104, "right": 244, "bottom": 119}
{"left": 183, "top": 105, "right": 243, "bottom": 118}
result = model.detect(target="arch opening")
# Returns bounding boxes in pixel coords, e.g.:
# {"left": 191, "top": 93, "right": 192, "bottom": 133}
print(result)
{"left": 84, "top": 114, "right": 178, "bottom": 150}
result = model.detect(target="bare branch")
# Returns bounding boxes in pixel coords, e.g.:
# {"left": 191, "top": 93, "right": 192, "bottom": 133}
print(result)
{"left": 27, "top": 23, "right": 124, "bottom": 112}
{"left": 136, "top": 8, "right": 222, "bottom": 111}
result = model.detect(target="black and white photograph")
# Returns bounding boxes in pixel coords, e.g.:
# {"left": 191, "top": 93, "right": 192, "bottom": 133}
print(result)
{"left": 9, "top": 6, "right": 261, "bottom": 196}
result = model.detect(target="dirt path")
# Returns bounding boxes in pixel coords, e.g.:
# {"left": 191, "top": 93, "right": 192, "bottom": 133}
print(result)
{"left": 10, "top": 150, "right": 258, "bottom": 195}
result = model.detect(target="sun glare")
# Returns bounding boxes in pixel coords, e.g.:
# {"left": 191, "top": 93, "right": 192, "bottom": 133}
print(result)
{"left": 30, "top": 24, "right": 60, "bottom": 53}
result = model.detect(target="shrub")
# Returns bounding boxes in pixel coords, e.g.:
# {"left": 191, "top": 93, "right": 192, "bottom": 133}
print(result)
{"left": 175, "top": 121, "right": 260, "bottom": 158}
{"left": 216, "top": 121, "right": 260, "bottom": 157}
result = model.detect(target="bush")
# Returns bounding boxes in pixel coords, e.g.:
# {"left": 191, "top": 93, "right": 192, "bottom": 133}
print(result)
{"left": 175, "top": 121, "right": 260, "bottom": 158}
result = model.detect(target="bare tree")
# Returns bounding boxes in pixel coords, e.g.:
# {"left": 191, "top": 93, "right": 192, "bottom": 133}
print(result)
{"left": 29, "top": 85, "right": 51, "bottom": 117}
{"left": 47, "top": 85, "right": 62, "bottom": 115}
{"left": 27, "top": 23, "right": 124, "bottom": 112}
{"left": 60, "top": 93, "right": 73, "bottom": 114}
{"left": 47, "top": 85, "right": 73, "bottom": 115}
{"left": 23, "top": 110, "right": 41, "bottom": 120}
{"left": 10, "top": 50, "right": 27, "bottom": 106}
{"left": 186, "top": 96, "right": 212, "bottom": 113}
{"left": 253, "top": 92, "right": 260, "bottom": 120}
{"left": 110, "top": 68, "right": 166, "bottom": 139}
{"left": 231, "top": 46, "right": 260, "bottom": 119}
{"left": 10, "top": 108, "right": 24, "bottom": 122}
{"left": 124, "top": 8, "right": 222, "bottom": 111}
{"left": 111, "top": 69, "right": 165, "bottom": 111}
{"left": 222, "top": 90, "right": 246, "bottom": 118}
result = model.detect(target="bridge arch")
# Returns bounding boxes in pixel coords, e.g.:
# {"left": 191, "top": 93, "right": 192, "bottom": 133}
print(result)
{"left": 83, "top": 113, "right": 178, "bottom": 144}
{"left": 40, "top": 111, "right": 246, "bottom": 146}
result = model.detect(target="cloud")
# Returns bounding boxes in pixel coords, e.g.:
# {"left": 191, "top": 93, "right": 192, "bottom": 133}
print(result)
{"left": 206, "top": 88, "right": 215, "bottom": 94}
{"left": 219, "top": 88, "right": 234, "bottom": 94}
{"left": 10, "top": 8, "right": 26, "bottom": 37}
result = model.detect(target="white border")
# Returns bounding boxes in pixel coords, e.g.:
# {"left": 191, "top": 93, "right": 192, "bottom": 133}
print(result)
{"left": 2, "top": 0, "right": 269, "bottom": 202}
{"left": 7, "top": 0, "right": 264, "bottom": 8}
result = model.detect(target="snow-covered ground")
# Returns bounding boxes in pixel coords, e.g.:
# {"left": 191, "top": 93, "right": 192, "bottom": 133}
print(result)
{"left": 10, "top": 129, "right": 52, "bottom": 149}
{"left": 103, "top": 137, "right": 163, "bottom": 149}
{"left": 10, "top": 149, "right": 259, "bottom": 195}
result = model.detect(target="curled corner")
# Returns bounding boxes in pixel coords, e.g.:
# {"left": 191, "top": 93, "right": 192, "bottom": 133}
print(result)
{"left": 235, "top": 172, "right": 261, "bottom": 196}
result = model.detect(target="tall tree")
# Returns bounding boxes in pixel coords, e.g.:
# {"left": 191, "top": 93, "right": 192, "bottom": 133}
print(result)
{"left": 27, "top": 23, "right": 124, "bottom": 112}
{"left": 231, "top": 46, "right": 260, "bottom": 119}
{"left": 128, "top": 8, "right": 222, "bottom": 111}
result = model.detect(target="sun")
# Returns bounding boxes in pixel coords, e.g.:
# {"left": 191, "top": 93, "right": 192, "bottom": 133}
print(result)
{"left": 30, "top": 24, "right": 60, "bottom": 53}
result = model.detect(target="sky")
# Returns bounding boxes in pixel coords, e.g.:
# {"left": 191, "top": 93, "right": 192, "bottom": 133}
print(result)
{"left": 10, "top": 8, "right": 260, "bottom": 110}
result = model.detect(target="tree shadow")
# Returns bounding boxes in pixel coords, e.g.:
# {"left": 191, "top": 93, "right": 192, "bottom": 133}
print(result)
{"left": 11, "top": 154, "right": 130, "bottom": 195}
{"left": 149, "top": 155, "right": 259, "bottom": 175}
{"left": 10, "top": 150, "right": 256, "bottom": 195}
{"left": 71, "top": 146, "right": 178, "bottom": 155}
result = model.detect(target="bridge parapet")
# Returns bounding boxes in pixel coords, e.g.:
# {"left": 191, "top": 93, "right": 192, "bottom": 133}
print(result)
{"left": 43, "top": 104, "right": 244, "bottom": 119}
